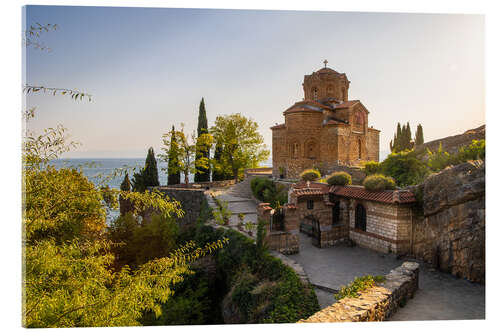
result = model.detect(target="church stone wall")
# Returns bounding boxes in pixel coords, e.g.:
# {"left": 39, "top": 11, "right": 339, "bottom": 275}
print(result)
{"left": 347, "top": 199, "right": 413, "bottom": 254}
{"left": 271, "top": 65, "right": 380, "bottom": 179}
{"left": 367, "top": 128, "right": 380, "bottom": 162}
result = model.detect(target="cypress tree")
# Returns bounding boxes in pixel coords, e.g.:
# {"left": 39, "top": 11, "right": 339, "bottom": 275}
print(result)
{"left": 167, "top": 126, "right": 181, "bottom": 185}
{"left": 415, "top": 124, "right": 424, "bottom": 146}
{"left": 120, "top": 172, "right": 131, "bottom": 191}
{"left": 195, "top": 98, "right": 211, "bottom": 182}
{"left": 119, "top": 172, "right": 133, "bottom": 215}
{"left": 143, "top": 147, "right": 160, "bottom": 187}
{"left": 405, "top": 122, "right": 412, "bottom": 150}
{"left": 132, "top": 148, "right": 159, "bottom": 192}
{"left": 396, "top": 122, "right": 402, "bottom": 152}
{"left": 212, "top": 140, "right": 224, "bottom": 181}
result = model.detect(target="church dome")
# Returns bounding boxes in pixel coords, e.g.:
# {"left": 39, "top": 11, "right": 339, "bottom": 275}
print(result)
{"left": 316, "top": 67, "right": 340, "bottom": 75}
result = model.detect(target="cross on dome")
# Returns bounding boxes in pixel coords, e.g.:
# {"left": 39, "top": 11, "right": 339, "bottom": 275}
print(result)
{"left": 323, "top": 59, "right": 328, "bottom": 68}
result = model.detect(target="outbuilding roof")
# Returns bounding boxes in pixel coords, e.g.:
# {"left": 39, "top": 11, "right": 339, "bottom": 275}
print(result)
{"left": 329, "top": 186, "right": 416, "bottom": 204}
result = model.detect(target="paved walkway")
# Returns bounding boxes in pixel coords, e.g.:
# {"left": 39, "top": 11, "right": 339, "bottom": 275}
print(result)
{"left": 208, "top": 180, "right": 485, "bottom": 321}
{"left": 206, "top": 177, "right": 259, "bottom": 235}
{"left": 287, "top": 233, "right": 485, "bottom": 320}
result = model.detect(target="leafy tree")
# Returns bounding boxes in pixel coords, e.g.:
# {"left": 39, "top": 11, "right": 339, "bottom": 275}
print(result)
{"left": 415, "top": 123, "right": 424, "bottom": 146}
{"left": 166, "top": 126, "right": 181, "bottom": 185}
{"left": 108, "top": 212, "right": 180, "bottom": 269}
{"left": 195, "top": 98, "right": 211, "bottom": 182}
{"left": 22, "top": 23, "right": 231, "bottom": 327}
{"left": 162, "top": 124, "right": 213, "bottom": 185}
{"left": 210, "top": 114, "right": 269, "bottom": 181}
{"left": 211, "top": 140, "right": 225, "bottom": 181}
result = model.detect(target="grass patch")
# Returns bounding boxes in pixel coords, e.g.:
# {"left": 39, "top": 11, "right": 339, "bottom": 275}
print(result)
{"left": 334, "top": 275, "right": 386, "bottom": 300}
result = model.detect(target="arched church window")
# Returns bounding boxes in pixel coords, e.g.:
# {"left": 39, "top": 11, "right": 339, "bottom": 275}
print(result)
{"left": 307, "top": 141, "right": 317, "bottom": 159}
{"left": 312, "top": 87, "right": 318, "bottom": 100}
{"left": 291, "top": 142, "right": 299, "bottom": 158}
{"left": 355, "top": 112, "right": 363, "bottom": 126}
{"left": 327, "top": 85, "right": 334, "bottom": 95}
{"left": 342, "top": 87, "right": 346, "bottom": 101}
{"left": 355, "top": 203, "right": 366, "bottom": 231}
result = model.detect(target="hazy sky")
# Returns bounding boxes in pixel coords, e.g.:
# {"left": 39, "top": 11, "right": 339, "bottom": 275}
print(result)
{"left": 24, "top": 6, "right": 485, "bottom": 159}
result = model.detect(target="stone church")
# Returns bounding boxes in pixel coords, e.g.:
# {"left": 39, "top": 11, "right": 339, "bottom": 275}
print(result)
{"left": 271, "top": 61, "right": 380, "bottom": 179}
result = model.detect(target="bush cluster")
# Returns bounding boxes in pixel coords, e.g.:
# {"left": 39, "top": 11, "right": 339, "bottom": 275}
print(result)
{"left": 326, "top": 171, "right": 352, "bottom": 186}
{"left": 192, "top": 225, "right": 320, "bottom": 323}
{"left": 363, "top": 174, "right": 396, "bottom": 191}
{"left": 299, "top": 169, "right": 321, "bottom": 181}
{"left": 363, "top": 161, "right": 380, "bottom": 175}
{"left": 250, "top": 177, "right": 288, "bottom": 208}
{"left": 427, "top": 140, "right": 485, "bottom": 172}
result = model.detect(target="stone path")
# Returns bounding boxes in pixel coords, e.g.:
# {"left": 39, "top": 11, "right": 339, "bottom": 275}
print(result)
{"left": 286, "top": 232, "right": 485, "bottom": 320}
{"left": 206, "top": 177, "right": 259, "bottom": 235}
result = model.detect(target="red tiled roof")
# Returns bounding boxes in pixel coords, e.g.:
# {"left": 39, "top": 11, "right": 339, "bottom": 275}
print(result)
{"left": 284, "top": 203, "right": 297, "bottom": 209}
{"left": 292, "top": 181, "right": 329, "bottom": 198}
{"left": 284, "top": 100, "right": 334, "bottom": 113}
{"left": 324, "top": 119, "right": 348, "bottom": 126}
{"left": 294, "top": 188, "right": 326, "bottom": 197}
{"left": 329, "top": 186, "right": 416, "bottom": 204}
{"left": 270, "top": 123, "right": 285, "bottom": 130}
{"left": 335, "top": 100, "right": 360, "bottom": 109}
{"left": 293, "top": 181, "right": 329, "bottom": 190}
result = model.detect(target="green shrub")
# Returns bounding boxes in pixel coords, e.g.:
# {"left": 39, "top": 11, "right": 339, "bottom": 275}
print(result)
{"left": 426, "top": 143, "right": 450, "bottom": 172}
{"left": 363, "top": 174, "right": 396, "bottom": 191}
{"left": 299, "top": 169, "right": 321, "bottom": 181}
{"left": 335, "top": 275, "right": 385, "bottom": 300}
{"left": 326, "top": 171, "right": 352, "bottom": 186}
{"left": 428, "top": 140, "right": 485, "bottom": 172}
{"left": 380, "top": 150, "right": 429, "bottom": 187}
{"left": 363, "top": 161, "right": 380, "bottom": 175}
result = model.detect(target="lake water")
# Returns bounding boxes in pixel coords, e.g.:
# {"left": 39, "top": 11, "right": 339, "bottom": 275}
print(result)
{"left": 49, "top": 158, "right": 190, "bottom": 189}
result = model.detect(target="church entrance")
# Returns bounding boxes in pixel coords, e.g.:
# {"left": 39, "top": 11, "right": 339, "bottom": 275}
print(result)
{"left": 311, "top": 218, "right": 321, "bottom": 247}
{"left": 300, "top": 215, "right": 321, "bottom": 247}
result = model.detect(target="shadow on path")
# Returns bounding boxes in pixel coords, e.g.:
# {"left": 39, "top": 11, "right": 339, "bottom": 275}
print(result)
{"left": 286, "top": 233, "right": 485, "bottom": 320}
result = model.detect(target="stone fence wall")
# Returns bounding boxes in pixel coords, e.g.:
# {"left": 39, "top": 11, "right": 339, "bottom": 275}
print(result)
{"left": 154, "top": 187, "right": 207, "bottom": 225}
{"left": 299, "top": 262, "right": 419, "bottom": 323}
{"left": 163, "top": 179, "right": 236, "bottom": 189}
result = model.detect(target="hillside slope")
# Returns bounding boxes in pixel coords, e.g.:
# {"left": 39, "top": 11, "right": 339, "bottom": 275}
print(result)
{"left": 416, "top": 125, "right": 485, "bottom": 156}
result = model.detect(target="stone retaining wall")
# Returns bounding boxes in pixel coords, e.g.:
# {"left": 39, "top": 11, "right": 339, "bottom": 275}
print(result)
{"left": 299, "top": 262, "right": 419, "bottom": 323}
{"left": 163, "top": 179, "right": 236, "bottom": 189}
{"left": 410, "top": 161, "right": 485, "bottom": 283}
{"left": 154, "top": 187, "right": 206, "bottom": 225}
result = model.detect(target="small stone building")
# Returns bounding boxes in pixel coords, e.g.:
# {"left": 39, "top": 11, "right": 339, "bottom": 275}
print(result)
{"left": 259, "top": 181, "right": 416, "bottom": 254}
{"left": 271, "top": 62, "right": 380, "bottom": 179}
